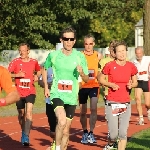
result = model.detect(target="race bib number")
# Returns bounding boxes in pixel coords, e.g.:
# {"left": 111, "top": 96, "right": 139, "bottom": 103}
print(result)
{"left": 58, "top": 80, "right": 73, "bottom": 93}
{"left": 111, "top": 104, "right": 127, "bottom": 116}
{"left": 88, "top": 69, "right": 95, "bottom": 79}
{"left": 19, "top": 79, "right": 30, "bottom": 89}
{"left": 139, "top": 71, "right": 147, "bottom": 75}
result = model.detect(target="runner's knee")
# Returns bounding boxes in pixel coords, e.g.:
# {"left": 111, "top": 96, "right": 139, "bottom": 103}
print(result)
{"left": 18, "top": 109, "right": 25, "bottom": 117}
{"left": 90, "top": 107, "right": 97, "bottom": 114}
{"left": 135, "top": 97, "right": 141, "bottom": 104}
{"left": 58, "top": 117, "right": 66, "bottom": 128}
{"left": 26, "top": 111, "right": 32, "bottom": 120}
{"left": 118, "top": 130, "right": 127, "bottom": 140}
{"left": 109, "top": 131, "right": 118, "bottom": 141}
{"left": 80, "top": 106, "right": 87, "bottom": 116}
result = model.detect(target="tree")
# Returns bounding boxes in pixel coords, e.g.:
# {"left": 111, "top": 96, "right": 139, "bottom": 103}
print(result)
{"left": 0, "top": 0, "right": 144, "bottom": 50}
{"left": 143, "top": 0, "right": 150, "bottom": 55}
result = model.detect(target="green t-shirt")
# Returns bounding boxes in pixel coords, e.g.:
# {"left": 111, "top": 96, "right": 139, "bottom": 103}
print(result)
{"left": 44, "top": 49, "right": 88, "bottom": 105}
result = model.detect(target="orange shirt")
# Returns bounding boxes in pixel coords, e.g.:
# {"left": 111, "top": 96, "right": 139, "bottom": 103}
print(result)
{"left": 82, "top": 51, "right": 99, "bottom": 88}
{"left": 0, "top": 66, "right": 16, "bottom": 94}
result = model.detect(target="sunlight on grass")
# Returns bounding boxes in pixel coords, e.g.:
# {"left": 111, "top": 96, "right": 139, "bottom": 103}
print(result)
{"left": 126, "top": 128, "right": 150, "bottom": 150}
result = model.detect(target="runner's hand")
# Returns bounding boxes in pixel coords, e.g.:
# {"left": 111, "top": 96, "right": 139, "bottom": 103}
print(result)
{"left": 127, "top": 80, "right": 132, "bottom": 89}
{"left": 76, "top": 65, "right": 83, "bottom": 75}
{"left": 44, "top": 87, "right": 50, "bottom": 98}
{"left": 16, "top": 71, "right": 25, "bottom": 77}
{"left": 33, "top": 75, "right": 38, "bottom": 82}
{"left": 109, "top": 82, "right": 119, "bottom": 90}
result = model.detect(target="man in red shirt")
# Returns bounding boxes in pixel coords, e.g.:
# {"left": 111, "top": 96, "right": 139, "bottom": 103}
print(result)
{"left": 0, "top": 66, "right": 20, "bottom": 106}
{"left": 8, "top": 43, "right": 41, "bottom": 146}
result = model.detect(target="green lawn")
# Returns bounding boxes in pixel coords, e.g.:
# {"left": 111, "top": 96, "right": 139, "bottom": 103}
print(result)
{"left": 126, "top": 128, "right": 150, "bottom": 150}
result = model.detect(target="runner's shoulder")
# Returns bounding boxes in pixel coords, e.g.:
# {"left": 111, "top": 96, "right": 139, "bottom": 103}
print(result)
{"left": 48, "top": 50, "right": 60, "bottom": 58}
{"left": 0, "top": 65, "right": 6, "bottom": 72}
{"left": 0, "top": 66, "right": 10, "bottom": 76}
{"left": 126, "top": 61, "right": 136, "bottom": 67}
{"left": 30, "top": 58, "right": 39, "bottom": 62}
{"left": 75, "top": 50, "right": 85, "bottom": 58}
{"left": 10, "top": 57, "right": 21, "bottom": 63}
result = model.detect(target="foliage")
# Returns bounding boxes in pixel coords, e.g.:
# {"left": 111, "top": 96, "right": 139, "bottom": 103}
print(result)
{"left": 0, "top": 0, "right": 144, "bottom": 50}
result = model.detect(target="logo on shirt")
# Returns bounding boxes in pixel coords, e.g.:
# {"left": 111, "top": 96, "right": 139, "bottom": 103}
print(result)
{"left": 114, "top": 67, "right": 116, "bottom": 69}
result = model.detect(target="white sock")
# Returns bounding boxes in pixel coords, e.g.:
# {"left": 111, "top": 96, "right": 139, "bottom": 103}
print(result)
{"left": 56, "top": 145, "right": 60, "bottom": 150}
{"left": 140, "top": 115, "right": 144, "bottom": 120}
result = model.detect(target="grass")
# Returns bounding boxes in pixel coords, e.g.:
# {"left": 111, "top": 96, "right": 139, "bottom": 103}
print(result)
{"left": 126, "top": 128, "right": 150, "bottom": 150}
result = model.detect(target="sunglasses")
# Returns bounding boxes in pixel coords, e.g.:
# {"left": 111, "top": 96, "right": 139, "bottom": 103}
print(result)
{"left": 62, "top": 37, "right": 75, "bottom": 41}
{"left": 84, "top": 43, "right": 93, "bottom": 45}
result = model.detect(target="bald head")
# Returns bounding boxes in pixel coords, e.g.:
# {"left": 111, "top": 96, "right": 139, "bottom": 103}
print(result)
{"left": 135, "top": 46, "right": 144, "bottom": 60}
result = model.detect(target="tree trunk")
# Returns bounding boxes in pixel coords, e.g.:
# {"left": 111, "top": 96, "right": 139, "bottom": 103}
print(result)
{"left": 143, "top": 0, "right": 150, "bottom": 55}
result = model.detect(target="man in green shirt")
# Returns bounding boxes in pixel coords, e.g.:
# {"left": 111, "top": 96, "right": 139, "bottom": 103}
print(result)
{"left": 42, "top": 27, "right": 89, "bottom": 150}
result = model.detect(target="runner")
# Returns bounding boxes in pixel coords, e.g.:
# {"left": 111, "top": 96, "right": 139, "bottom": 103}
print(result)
{"left": 38, "top": 67, "right": 57, "bottom": 150}
{"left": 133, "top": 46, "right": 150, "bottom": 125}
{"left": 105, "top": 47, "right": 110, "bottom": 58}
{"left": 98, "top": 41, "right": 138, "bottom": 150}
{"left": 79, "top": 34, "right": 102, "bottom": 144}
{"left": 8, "top": 43, "right": 41, "bottom": 146}
{"left": 0, "top": 66, "right": 20, "bottom": 106}
{"left": 99, "top": 40, "right": 117, "bottom": 99}
{"left": 42, "top": 26, "right": 89, "bottom": 150}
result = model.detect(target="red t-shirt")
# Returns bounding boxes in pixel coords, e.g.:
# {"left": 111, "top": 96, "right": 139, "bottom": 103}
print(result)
{"left": 102, "top": 61, "right": 137, "bottom": 103}
{"left": 8, "top": 58, "right": 40, "bottom": 97}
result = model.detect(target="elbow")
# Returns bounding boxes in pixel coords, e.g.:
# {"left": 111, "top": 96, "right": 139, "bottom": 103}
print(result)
{"left": 14, "top": 91, "right": 20, "bottom": 101}
{"left": 82, "top": 75, "right": 89, "bottom": 83}
{"left": 84, "top": 76, "right": 89, "bottom": 83}
{"left": 133, "top": 81, "right": 138, "bottom": 88}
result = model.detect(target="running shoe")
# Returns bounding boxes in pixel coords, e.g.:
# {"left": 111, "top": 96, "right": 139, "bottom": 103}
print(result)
{"left": 137, "top": 118, "right": 144, "bottom": 125}
{"left": 23, "top": 133, "right": 29, "bottom": 146}
{"left": 147, "top": 110, "right": 150, "bottom": 121}
{"left": 81, "top": 133, "right": 88, "bottom": 144}
{"left": 21, "top": 131, "right": 25, "bottom": 145}
{"left": 50, "top": 141, "right": 55, "bottom": 150}
{"left": 88, "top": 132, "right": 97, "bottom": 143}
{"left": 103, "top": 143, "right": 117, "bottom": 150}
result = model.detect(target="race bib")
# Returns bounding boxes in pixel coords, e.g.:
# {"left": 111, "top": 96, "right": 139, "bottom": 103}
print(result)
{"left": 19, "top": 79, "right": 31, "bottom": 89}
{"left": 88, "top": 69, "right": 95, "bottom": 79}
{"left": 139, "top": 71, "right": 147, "bottom": 75}
{"left": 58, "top": 80, "right": 73, "bottom": 93}
{"left": 111, "top": 104, "right": 127, "bottom": 116}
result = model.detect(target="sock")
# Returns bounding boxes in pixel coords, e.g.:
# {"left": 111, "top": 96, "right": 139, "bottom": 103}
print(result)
{"left": 0, "top": 99, "right": 6, "bottom": 107}
{"left": 24, "top": 119, "right": 32, "bottom": 136}
{"left": 88, "top": 131, "right": 93, "bottom": 135}
{"left": 147, "top": 109, "right": 150, "bottom": 112}
{"left": 56, "top": 145, "right": 60, "bottom": 150}
{"left": 83, "top": 129, "right": 88, "bottom": 133}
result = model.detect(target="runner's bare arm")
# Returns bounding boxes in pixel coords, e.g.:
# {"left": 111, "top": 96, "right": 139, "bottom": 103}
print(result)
{"left": 0, "top": 67, "right": 20, "bottom": 106}
{"left": 42, "top": 67, "right": 50, "bottom": 97}
{"left": 77, "top": 65, "right": 89, "bottom": 82}
{"left": 10, "top": 72, "right": 25, "bottom": 78}
{"left": 130, "top": 75, "right": 138, "bottom": 88}
{"left": 42, "top": 67, "right": 48, "bottom": 88}
{"left": 2, "top": 90, "right": 20, "bottom": 106}
{"left": 97, "top": 52, "right": 103, "bottom": 61}
{"left": 98, "top": 73, "right": 119, "bottom": 90}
